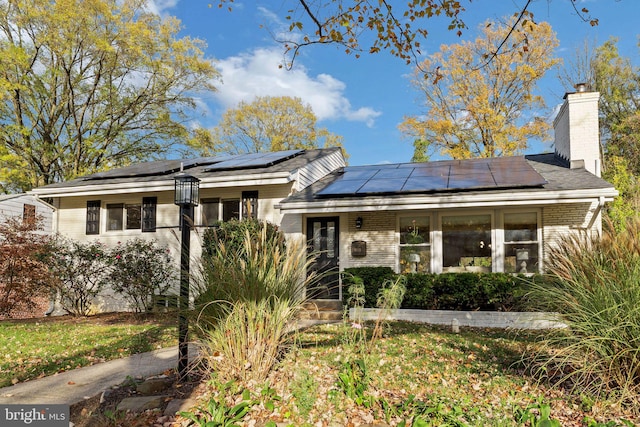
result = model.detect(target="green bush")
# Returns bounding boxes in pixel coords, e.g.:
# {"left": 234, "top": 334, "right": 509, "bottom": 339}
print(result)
{"left": 108, "top": 238, "right": 177, "bottom": 313}
{"left": 342, "top": 267, "right": 396, "bottom": 308}
{"left": 343, "top": 267, "right": 533, "bottom": 311}
{"left": 49, "top": 237, "right": 113, "bottom": 316}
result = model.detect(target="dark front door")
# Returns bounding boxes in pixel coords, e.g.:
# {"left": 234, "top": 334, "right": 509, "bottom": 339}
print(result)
{"left": 307, "top": 217, "right": 340, "bottom": 299}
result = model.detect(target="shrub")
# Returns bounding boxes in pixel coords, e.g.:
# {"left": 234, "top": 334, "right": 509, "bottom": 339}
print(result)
{"left": 0, "top": 216, "right": 54, "bottom": 318}
{"left": 201, "top": 219, "right": 281, "bottom": 259}
{"left": 49, "top": 237, "right": 112, "bottom": 316}
{"left": 109, "top": 238, "right": 177, "bottom": 313}
{"left": 342, "top": 267, "right": 396, "bottom": 308}
{"left": 344, "top": 268, "right": 531, "bottom": 311}
{"left": 526, "top": 218, "right": 640, "bottom": 408}
{"left": 196, "top": 220, "right": 317, "bottom": 383}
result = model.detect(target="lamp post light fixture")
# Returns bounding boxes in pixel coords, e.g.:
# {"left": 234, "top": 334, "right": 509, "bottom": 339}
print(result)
{"left": 174, "top": 172, "right": 200, "bottom": 380}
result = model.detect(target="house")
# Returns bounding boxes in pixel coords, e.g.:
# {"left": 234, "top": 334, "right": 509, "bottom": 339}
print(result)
{"left": 30, "top": 88, "right": 616, "bottom": 309}
{"left": 275, "top": 88, "right": 617, "bottom": 300}
{"left": 29, "top": 148, "right": 345, "bottom": 311}
{"left": 0, "top": 194, "right": 54, "bottom": 233}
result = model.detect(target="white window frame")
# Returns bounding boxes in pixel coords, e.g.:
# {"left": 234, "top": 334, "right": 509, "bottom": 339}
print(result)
{"left": 397, "top": 213, "right": 433, "bottom": 274}
{"left": 498, "top": 209, "right": 542, "bottom": 274}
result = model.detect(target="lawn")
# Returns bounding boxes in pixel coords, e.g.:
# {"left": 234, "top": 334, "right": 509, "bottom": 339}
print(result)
{"left": 193, "top": 321, "right": 638, "bottom": 427}
{"left": 0, "top": 312, "right": 177, "bottom": 388}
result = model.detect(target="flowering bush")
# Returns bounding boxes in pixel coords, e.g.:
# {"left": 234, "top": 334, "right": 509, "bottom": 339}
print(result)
{"left": 49, "top": 237, "right": 112, "bottom": 316}
{"left": 109, "top": 238, "right": 176, "bottom": 313}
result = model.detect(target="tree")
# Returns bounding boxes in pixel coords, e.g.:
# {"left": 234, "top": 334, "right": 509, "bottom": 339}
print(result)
{"left": 0, "top": 216, "right": 54, "bottom": 318}
{"left": 0, "top": 0, "right": 218, "bottom": 192}
{"left": 591, "top": 39, "right": 640, "bottom": 170}
{"left": 215, "top": 1, "right": 596, "bottom": 69}
{"left": 400, "top": 18, "right": 559, "bottom": 160}
{"left": 189, "top": 96, "right": 345, "bottom": 155}
{"left": 560, "top": 38, "right": 640, "bottom": 228}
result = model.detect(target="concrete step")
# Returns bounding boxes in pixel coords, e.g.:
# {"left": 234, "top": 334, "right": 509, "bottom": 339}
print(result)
{"left": 302, "top": 300, "right": 342, "bottom": 312}
{"left": 300, "top": 300, "right": 343, "bottom": 321}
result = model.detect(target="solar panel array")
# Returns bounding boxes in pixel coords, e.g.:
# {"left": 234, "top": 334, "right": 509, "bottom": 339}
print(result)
{"left": 316, "top": 156, "right": 547, "bottom": 197}
{"left": 203, "top": 149, "right": 303, "bottom": 172}
{"left": 82, "top": 150, "right": 304, "bottom": 180}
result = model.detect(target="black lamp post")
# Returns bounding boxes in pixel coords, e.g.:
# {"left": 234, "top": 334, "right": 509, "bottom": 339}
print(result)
{"left": 174, "top": 172, "right": 200, "bottom": 380}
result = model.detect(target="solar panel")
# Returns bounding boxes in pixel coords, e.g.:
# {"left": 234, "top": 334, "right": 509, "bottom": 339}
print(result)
{"left": 316, "top": 156, "right": 547, "bottom": 197}
{"left": 204, "top": 149, "right": 303, "bottom": 171}
{"left": 83, "top": 160, "right": 184, "bottom": 180}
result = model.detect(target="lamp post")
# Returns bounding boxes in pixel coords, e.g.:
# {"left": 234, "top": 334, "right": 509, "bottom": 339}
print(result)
{"left": 174, "top": 172, "right": 200, "bottom": 380}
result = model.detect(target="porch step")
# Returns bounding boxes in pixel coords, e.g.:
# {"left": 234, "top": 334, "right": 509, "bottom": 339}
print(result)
{"left": 299, "top": 300, "right": 344, "bottom": 321}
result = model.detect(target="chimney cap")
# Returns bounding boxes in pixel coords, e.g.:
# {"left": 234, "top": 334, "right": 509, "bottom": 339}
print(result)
{"left": 575, "top": 82, "right": 589, "bottom": 92}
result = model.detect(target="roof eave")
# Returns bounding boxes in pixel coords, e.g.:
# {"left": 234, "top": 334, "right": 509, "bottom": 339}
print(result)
{"left": 30, "top": 172, "right": 293, "bottom": 198}
{"left": 276, "top": 187, "right": 618, "bottom": 214}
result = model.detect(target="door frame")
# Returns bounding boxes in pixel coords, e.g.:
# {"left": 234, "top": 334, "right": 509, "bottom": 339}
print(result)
{"left": 306, "top": 216, "right": 341, "bottom": 300}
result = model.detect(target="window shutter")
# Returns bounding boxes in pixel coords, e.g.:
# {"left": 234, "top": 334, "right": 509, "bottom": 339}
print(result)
{"left": 241, "top": 191, "right": 258, "bottom": 219}
{"left": 86, "top": 201, "right": 101, "bottom": 235}
{"left": 142, "top": 197, "right": 157, "bottom": 232}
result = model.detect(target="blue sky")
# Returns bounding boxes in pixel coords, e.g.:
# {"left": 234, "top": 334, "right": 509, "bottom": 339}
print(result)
{"left": 150, "top": 0, "right": 639, "bottom": 166}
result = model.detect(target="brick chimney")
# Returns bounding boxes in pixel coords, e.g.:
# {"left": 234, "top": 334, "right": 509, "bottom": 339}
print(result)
{"left": 553, "top": 83, "right": 601, "bottom": 177}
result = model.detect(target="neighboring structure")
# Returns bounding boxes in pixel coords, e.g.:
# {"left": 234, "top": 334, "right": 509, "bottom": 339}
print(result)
{"left": 0, "top": 194, "right": 55, "bottom": 233}
{"left": 30, "top": 89, "right": 617, "bottom": 307}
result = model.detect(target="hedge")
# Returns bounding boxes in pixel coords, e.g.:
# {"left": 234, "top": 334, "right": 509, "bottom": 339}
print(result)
{"left": 341, "top": 267, "right": 540, "bottom": 311}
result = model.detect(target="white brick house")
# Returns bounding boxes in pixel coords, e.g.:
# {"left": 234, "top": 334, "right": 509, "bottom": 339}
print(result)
{"left": 30, "top": 89, "right": 616, "bottom": 307}
{"left": 276, "top": 89, "right": 617, "bottom": 300}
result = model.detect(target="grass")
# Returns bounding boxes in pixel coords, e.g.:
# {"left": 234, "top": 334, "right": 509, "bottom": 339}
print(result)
{"left": 198, "top": 321, "right": 638, "bottom": 427}
{"left": 0, "top": 313, "right": 177, "bottom": 388}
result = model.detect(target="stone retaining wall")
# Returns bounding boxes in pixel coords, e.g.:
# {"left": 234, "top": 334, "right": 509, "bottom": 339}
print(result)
{"left": 349, "top": 308, "right": 566, "bottom": 330}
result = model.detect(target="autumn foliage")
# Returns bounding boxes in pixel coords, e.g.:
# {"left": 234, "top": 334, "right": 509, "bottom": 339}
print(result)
{"left": 401, "top": 17, "right": 559, "bottom": 161}
{"left": 0, "top": 217, "right": 54, "bottom": 318}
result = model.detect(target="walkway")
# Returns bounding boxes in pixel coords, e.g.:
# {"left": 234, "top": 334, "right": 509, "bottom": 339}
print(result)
{"left": 0, "top": 346, "right": 188, "bottom": 406}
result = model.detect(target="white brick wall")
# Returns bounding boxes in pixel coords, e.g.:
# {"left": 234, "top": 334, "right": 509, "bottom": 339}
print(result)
{"left": 343, "top": 211, "right": 397, "bottom": 269}
{"left": 350, "top": 308, "right": 566, "bottom": 330}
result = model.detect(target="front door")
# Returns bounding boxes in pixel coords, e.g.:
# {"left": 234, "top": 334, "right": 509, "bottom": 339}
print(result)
{"left": 307, "top": 217, "right": 340, "bottom": 300}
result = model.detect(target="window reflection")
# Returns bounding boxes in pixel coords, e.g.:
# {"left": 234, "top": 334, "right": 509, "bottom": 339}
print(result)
{"left": 442, "top": 214, "right": 492, "bottom": 272}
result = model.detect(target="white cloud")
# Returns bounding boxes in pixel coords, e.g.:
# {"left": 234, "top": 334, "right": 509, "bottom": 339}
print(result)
{"left": 213, "top": 47, "right": 382, "bottom": 127}
{"left": 145, "top": 0, "right": 180, "bottom": 16}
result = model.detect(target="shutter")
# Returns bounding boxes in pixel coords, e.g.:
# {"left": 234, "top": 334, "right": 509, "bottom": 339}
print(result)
{"left": 142, "top": 197, "right": 157, "bottom": 232}
{"left": 86, "top": 200, "right": 101, "bottom": 235}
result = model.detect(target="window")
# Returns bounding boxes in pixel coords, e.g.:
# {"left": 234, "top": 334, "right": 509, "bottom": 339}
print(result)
{"left": 399, "top": 216, "right": 430, "bottom": 273}
{"left": 242, "top": 191, "right": 258, "bottom": 219}
{"left": 107, "top": 204, "right": 124, "bottom": 230}
{"left": 126, "top": 204, "right": 141, "bottom": 229}
{"left": 201, "top": 198, "right": 220, "bottom": 226}
{"left": 442, "top": 214, "right": 492, "bottom": 272}
{"left": 86, "top": 200, "right": 100, "bottom": 235}
{"left": 106, "top": 199, "right": 157, "bottom": 232}
{"left": 222, "top": 199, "right": 240, "bottom": 222}
{"left": 504, "top": 212, "right": 539, "bottom": 273}
{"left": 23, "top": 204, "right": 36, "bottom": 224}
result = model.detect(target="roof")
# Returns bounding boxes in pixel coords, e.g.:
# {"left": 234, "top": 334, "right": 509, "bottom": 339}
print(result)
{"left": 0, "top": 193, "right": 55, "bottom": 209}
{"left": 30, "top": 148, "right": 343, "bottom": 198}
{"left": 277, "top": 153, "right": 618, "bottom": 212}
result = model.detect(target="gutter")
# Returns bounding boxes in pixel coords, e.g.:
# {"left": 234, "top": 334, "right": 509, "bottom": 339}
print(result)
{"left": 276, "top": 188, "right": 618, "bottom": 213}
